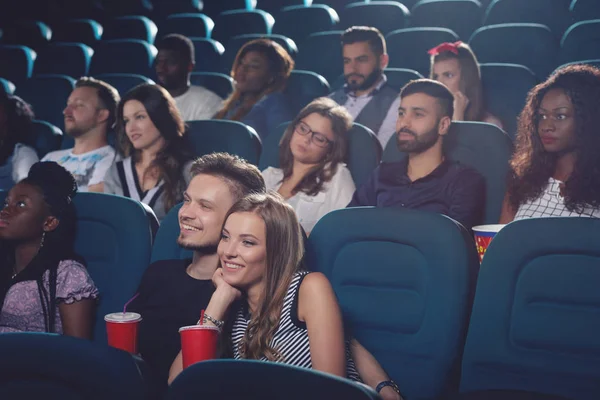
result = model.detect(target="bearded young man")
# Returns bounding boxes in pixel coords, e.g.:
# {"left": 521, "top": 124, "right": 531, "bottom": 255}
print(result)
{"left": 348, "top": 79, "right": 485, "bottom": 231}
{"left": 329, "top": 26, "right": 400, "bottom": 147}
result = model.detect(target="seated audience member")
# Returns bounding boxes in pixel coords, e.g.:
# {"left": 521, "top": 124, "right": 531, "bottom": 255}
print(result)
{"left": 0, "top": 162, "right": 98, "bottom": 337}
{"left": 104, "top": 84, "right": 193, "bottom": 222}
{"left": 329, "top": 26, "right": 400, "bottom": 148}
{"left": 429, "top": 41, "right": 503, "bottom": 129}
{"left": 262, "top": 97, "right": 355, "bottom": 234}
{"left": 500, "top": 64, "right": 600, "bottom": 222}
{"left": 43, "top": 77, "right": 119, "bottom": 193}
{"left": 214, "top": 39, "right": 294, "bottom": 139}
{"left": 348, "top": 79, "right": 485, "bottom": 231}
{"left": 0, "top": 94, "right": 38, "bottom": 190}
{"left": 155, "top": 34, "right": 223, "bottom": 121}
{"left": 169, "top": 193, "right": 403, "bottom": 400}
{"left": 128, "top": 153, "right": 266, "bottom": 397}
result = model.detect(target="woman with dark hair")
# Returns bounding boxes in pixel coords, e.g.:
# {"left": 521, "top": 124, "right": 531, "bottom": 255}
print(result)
{"left": 169, "top": 193, "right": 403, "bottom": 400}
{"left": 214, "top": 39, "right": 294, "bottom": 139}
{"left": 0, "top": 93, "right": 39, "bottom": 190}
{"left": 428, "top": 41, "right": 503, "bottom": 129}
{"left": 500, "top": 64, "right": 600, "bottom": 223}
{"left": 104, "top": 84, "right": 193, "bottom": 221}
{"left": 262, "top": 97, "right": 355, "bottom": 234}
{"left": 0, "top": 161, "right": 98, "bottom": 337}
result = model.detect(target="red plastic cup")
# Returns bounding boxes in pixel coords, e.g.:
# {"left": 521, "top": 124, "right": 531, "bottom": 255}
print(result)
{"left": 105, "top": 312, "right": 142, "bottom": 353}
{"left": 179, "top": 325, "right": 220, "bottom": 368}
{"left": 472, "top": 224, "right": 506, "bottom": 263}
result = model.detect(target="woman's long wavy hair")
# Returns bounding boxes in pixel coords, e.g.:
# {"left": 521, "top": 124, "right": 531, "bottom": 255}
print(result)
{"left": 116, "top": 84, "right": 192, "bottom": 212}
{"left": 508, "top": 64, "right": 600, "bottom": 212}
{"left": 0, "top": 94, "right": 35, "bottom": 165}
{"left": 430, "top": 42, "right": 486, "bottom": 122}
{"left": 278, "top": 97, "right": 352, "bottom": 196}
{"left": 0, "top": 162, "right": 80, "bottom": 333}
{"left": 225, "top": 192, "right": 304, "bottom": 361}
{"left": 214, "top": 39, "right": 294, "bottom": 122}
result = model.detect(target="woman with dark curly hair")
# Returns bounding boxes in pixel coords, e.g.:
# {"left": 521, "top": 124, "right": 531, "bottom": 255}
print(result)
{"left": 499, "top": 64, "right": 600, "bottom": 223}
{"left": 104, "top": 84, "right": 194, "bottom": 221}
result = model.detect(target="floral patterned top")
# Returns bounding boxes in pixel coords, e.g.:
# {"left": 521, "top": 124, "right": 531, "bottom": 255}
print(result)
{"left": 0, "top": 259, "right": 99, "bottom": 334}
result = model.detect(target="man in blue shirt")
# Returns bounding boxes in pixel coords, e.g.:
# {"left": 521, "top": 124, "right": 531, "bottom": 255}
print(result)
{"left": 348, "top": 79, "right": 485, "bottom": 230}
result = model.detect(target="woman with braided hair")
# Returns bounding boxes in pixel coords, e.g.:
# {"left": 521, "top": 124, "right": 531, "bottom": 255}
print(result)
{"left": 0, "top": 161, "right": 98, "bottom": 337}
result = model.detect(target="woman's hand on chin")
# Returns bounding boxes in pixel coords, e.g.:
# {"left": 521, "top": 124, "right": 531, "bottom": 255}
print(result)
{"left": 207, "top": 268, "right": 242, "bottom": 319}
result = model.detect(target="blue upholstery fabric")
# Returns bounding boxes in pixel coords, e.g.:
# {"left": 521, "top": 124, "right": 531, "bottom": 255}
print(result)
{"left": 102, "top": 16, "right": 158, "bottom": 44}
{"left": 469, "top": 23, "right": 560, "bottom": 80}
{"left": 386, "top": 28, "right": 460, "bottom": 76}
{"left": 483, "top": 0, "right": 572, "bottom": 39}
{"left": 185, "top": 120, "right": 262, "bottom": 165}
{"left": 340, "top": 2, "right": 409, "bottom": 35}
{"left": 150, "top": 203, "right": 192, "bottom": 263}
{"left": 296, "top": 31, "right": 344, "bottom": 85}
{"left": 570, "top": 0, "right": 600, "bottom": 21}
{"left": 34, "top": 42, "right": 93, "bottom": 78}
{"left": 383, "top": 121, "right": 513, "bottom": 225}
{"left": 0, "top": 45, "right": 37, "bottom": 84}
{"left": 51, "top": 19, "right": 103, "bottom": 47}
{"left": 560, "top": 20, "right": 600, "bottom": 64}
{"left": 1, "top": 20, "right": 52, "bottom": 51}
{"left": 284, "top": 69, "right": 330, "bottom": 116}
{"left": 259, "top": 121, "right": 381, "bottom": 188}
{"left": 212, "top": 10, "right": 274, "bottom": 46}
{"left": 190, "top": 72, "right": 233, "bottom": 99}
{"left": 167, "top": 359, "right": 381, "bottom": 400}
{"left": 411, "top": 0, "right": 483, "bottom": 40}
{"left": 161, "top": 13, "right": 214, "bottom": 39}
{"left": 273, "top": 5, "right": 339, "bottom": 45}
{"left": 460, "top": 217, "right": 600, "bottom": 400}
{"left": 90, "top": 39, "right": 157, "bottom": 76}
{"left": 73, "top": 193, "right": 153, "bottom": 344}
{"left": 15, "top": 74, "right": 75, "bottom": 131}
{"left": 190, "top": 38, "right": 224, "bottom": 73}
{"left": 94, "top": 73, "right": 155, "bottom": 96}
{"left": 31, "top": 120, "right": 63, "bottom": 158}
{"left": 221, "top": 33, "right": 298, "bottom": 73}
{"left": 0, "top": 333, "right": 148, "bottom": 400}
{"left": 103, "top": 0, "right": 153, "bottom": 18}
{"left": 480, "top": 63, "right": 538, "bottom": 140}
{"left": 0, "top": 78, "right": 15, "bottom": 95}
{"left": 306, "top": 207, "right": 479, "bottom": 400}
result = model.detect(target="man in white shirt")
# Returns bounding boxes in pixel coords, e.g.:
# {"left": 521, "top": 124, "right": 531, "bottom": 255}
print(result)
{"left": 329, "top": 26, "right": 400, "bottom": 148}
{"left": 155, "top": 34, "right": 223, "bottom": 121}
{"left": 42, "top": 77, "right": 119, "bottom": 193}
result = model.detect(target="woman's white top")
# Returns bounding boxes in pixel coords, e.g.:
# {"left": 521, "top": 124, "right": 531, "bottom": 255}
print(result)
{"left": 514, "top": 177, "right": 600, "bottom": 220}
{"left": 12, "top": 144, "right": 39, "bottom": 183}
{"left": 262, "top": 164, "right": 356, "bottom": 233}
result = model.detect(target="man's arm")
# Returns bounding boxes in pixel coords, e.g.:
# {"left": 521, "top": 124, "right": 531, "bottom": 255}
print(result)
{"left": 447, "top": 167, "right": 486, "bottom": 230}
{"left": 347, "top": 167, "right": 380, "bottom": 207}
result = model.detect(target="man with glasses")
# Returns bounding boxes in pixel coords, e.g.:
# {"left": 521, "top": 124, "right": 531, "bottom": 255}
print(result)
{"left": 329, "top": 26, "right": 400, "bottom": 148}
{"left": 42, "top": 77, "right": 119, "bottom": 192}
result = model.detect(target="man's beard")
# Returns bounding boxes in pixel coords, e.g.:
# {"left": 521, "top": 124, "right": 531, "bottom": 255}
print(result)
{"left": 345, "top": 67, "right": 382, "bottom": 92}
{"left": 177, "top": 235, "right": 219, "bottom": 253}
{"left": 396, "top": 126, "right": 440, "bottom": 154}
{"left": 65, "top": 123, "right": 91, "bottom": 138}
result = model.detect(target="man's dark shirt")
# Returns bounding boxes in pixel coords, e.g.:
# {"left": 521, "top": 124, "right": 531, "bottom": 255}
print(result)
{"left": 348, "top": 159, "right": 485, "bottom": 230}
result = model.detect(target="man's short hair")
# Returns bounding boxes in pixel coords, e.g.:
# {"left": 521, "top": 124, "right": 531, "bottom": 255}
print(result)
{"left": 341, "top": 26, "right": 386, "bottom": 57}
{"left": 75, "top": 77, "right": 120, "bottom": 128}
{"left": 400, "top": 79, "right": 455, "bottom": 119}
{"left": 156, "top": 33, "right": 195, "bottom": 65}
{"left": 190, "top": 153, "right": 266, "bottom": 201}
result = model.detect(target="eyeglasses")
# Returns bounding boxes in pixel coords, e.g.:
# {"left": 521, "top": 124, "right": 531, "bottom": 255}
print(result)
{"left": 294, "top": 121, "right": 333, "bottom": 148}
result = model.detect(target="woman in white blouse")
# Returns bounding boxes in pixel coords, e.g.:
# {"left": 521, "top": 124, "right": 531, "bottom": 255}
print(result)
{"left": 0, "top": 94, "right": 39, "bottom": 190}
{"left": 500, "top": 64, "right": 600, "bottom": 223}
{"left": 262, "top": 97, "right": 355, "bottom": 233}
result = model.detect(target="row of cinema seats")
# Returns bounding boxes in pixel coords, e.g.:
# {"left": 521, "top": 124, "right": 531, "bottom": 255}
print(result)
{"left": 2, "top": 0, "right": 600, "bottom": 47}
{"left": 0, "top": 194, "right": 597, "bottom": 400}
{"left": 1, "top": 58, "right": 542, "bottom": 139}
{"left": 1, "top": 19, "right": 598, "bottom": 83}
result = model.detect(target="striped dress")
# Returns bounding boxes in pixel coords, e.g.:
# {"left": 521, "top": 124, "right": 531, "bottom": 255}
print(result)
{"left": 231, "top": 271, "right": 361, "bottom": 381}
